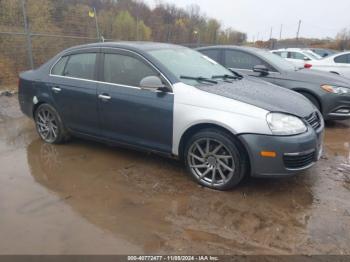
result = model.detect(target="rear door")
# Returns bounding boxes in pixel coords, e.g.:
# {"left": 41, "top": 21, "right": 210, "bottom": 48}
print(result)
{"left": 48, "top": 49, "right": 99, "bottom": 136}
{"left": 333, "top": 54, "right": 350, "bottom": 78}
{"left": 97, "top": 48, "right": 174, "bottom": 153}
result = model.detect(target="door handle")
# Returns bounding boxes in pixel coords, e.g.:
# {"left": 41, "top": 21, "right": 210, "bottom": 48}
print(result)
{"left": 98, "top": 94, "right": 111, "bottom": 100}
{"left": 52, "top": 87, "right": 61, "bottom": 93}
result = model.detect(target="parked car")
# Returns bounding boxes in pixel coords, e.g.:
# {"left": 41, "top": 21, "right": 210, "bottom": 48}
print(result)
{"left": 310, "top": 48, "right": 338, "bottom": 58}
{"left": 197, "top": 45, "right": 350, "bottom": 120}
{"left": 271, "top": 48, "right": 321, "bottom": 68}
{"left": 304, "top": 51, "right": 350, "bottom": 79}
{"left": 19, "top": 42, "right": 323, "bottom": 190}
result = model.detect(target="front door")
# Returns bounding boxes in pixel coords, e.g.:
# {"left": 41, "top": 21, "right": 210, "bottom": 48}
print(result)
{"left": 97, "top": 49, "right": 174, "bottom": 153}
{"left": 222, "top": 49, "right": 282, "bottom": 84}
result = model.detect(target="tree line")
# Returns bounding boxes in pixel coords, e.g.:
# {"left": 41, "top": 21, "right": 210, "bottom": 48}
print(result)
{"left": 0, "top": 0, "right": 247, "bottom": 87}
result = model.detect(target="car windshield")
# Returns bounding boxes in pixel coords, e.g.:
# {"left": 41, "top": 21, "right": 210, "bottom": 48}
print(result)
{"left": 147, "top": 47, "right": 235, "bottom": 86}
{"left": 260, "top": 50, "right": 297, "bottom": 71}
{"left": 303, "top": 50, "right": 321, "bottom": 60}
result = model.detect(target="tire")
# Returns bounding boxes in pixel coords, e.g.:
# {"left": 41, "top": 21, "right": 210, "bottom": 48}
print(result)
{"left": 299, "top": 92, "right": 321, "bottom": 111}
{"left": 184, "top": 128, "right": 248, "bottom": 190}
{"left": 34, "top": 104, "right": 70, "bottom": 144}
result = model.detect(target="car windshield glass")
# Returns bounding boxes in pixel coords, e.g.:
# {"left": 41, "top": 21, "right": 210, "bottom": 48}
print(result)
{"left": 260, "top": 51, "right": 297, "bottom": 71}
{"left": 303, "top": 51, "right": 321, "bottom": 60}
{"left": 148, "top": 47, "right": 235, "bottom": 86}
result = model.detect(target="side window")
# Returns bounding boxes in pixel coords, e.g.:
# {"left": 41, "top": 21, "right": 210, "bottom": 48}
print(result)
{"left": 278, "top": 51, "right": 288, "bottom": 58}
{"left": 334, "top": 54, "right": 348, "bottom": 64}
{"left": 103, "top": 53, "right": 157, "bottom": 87}
{"left": 289, "top": 52, "right": 305, "bottom": 60}
{"left": 64, "top": 53, "right": 96, "bottom": 80}
{"left": 200, "top": 49, "right": 221, "bottom": 63}
{"left": 224, "top": 50, "right": 275, "bottom": 71}
{"left": 51, "top": 56, "right": 68, "bottom": 76}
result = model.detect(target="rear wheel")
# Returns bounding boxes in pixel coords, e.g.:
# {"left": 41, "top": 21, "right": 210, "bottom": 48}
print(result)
{"left": 34, "top": 104, "right": 69, "bottom": 144}
{"left": 184, "top": 129, "right": 247, "bottom": 190}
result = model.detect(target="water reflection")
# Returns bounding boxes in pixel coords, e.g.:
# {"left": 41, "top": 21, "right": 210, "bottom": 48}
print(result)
{"left": 26, "top": 139, "right": 316, "bottom": 254}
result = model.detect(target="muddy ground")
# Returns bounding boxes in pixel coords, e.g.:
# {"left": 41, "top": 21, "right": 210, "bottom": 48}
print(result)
{"left": 0, "top": 95, "right": 349, "bottom": 255}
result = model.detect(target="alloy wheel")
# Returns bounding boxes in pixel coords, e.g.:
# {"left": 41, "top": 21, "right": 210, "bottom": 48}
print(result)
{"left": 187, "top": 138, "right": 235, "bottom": 187}
{"left": 36, "top": 108, "right": 59, "bottom": 143}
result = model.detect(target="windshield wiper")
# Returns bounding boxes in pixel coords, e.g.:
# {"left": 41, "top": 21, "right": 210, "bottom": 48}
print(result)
{"left": 180, "top": 76, "right": 218, "bottom": 84}
{"left": 227, "top": 68, "right": 244, "bottom": 79}
{"left": 212, "top": 74, "right": 238, "bottom": 80}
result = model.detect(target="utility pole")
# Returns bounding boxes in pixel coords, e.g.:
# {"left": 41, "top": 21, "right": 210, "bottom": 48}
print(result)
{"left": 93, "top": 7, "right": 100, "bottom": 41}
{"left": 296, "top": 20, "right": 301, "bottom": 40}
{"left": 21, "top": 0, "right": 33, "bottom": 69}
{"left": 136, "top": 15, "right": 139, "bottom": 41}
{"left": 279, "top": 24, "right": 283, "bottom": 40}
{"left": 269, "top": 27, "right": 273, "bottom": 40}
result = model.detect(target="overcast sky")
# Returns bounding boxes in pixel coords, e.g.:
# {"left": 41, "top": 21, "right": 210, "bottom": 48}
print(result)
{"left": 144, "top": 0, "right": 350, "bottom": 41}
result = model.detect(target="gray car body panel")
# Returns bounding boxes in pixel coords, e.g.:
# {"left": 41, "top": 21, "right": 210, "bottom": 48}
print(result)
{"left": 195, "top": 76, "right": 315, "bottom": 118}
{"left": 197, "top": 45, "right": 350, "bottom": 120}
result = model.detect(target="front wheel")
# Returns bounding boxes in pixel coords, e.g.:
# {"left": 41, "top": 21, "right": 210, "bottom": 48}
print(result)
{"left": 184, "top": 129, "right": 248, "bottom": 190}
{"left": 34, "top": 104, "right": 69, "bottom": 144}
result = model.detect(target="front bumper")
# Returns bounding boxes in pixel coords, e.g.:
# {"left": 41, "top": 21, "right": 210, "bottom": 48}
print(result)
{"left": 323, "top": 93, "right": 350, "bottom": 120}
{"left": 238, "top": 127, "right": 324, "bottom": 177}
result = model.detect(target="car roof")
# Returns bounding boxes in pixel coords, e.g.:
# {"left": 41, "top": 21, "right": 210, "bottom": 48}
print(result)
{"left": 326, "top": 50, "right": 350, "bottom": 58}
{"left": 64, "top": 41, "right": 184, "bottom": 53}
{"left": 197, "top": 45, "right": 264, "bottom": 53}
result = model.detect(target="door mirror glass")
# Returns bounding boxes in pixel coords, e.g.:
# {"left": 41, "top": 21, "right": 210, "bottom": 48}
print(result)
{"left": 140, "top": 76, "right": 165, "bottom": 90}
{"left": 253, "top": 65, "right": 269, "bottom": 75}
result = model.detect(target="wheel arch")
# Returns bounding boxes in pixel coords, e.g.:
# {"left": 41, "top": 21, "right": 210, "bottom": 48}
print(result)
{"left": 177, "top": 123, "right": 251, "bottom": 170}
{"left": 291, "top": 88, "right": 322, "bottom": 112}
{"left": 32, "top": 96, "right": 56, "bottom": 118}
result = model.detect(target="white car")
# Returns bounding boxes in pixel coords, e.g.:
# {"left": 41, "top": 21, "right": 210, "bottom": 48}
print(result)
{"left": 304, "top": 51, "right": 350, "bottom": 79}
{"left": 271, "top": 48, "right": 321, "bottom": 68}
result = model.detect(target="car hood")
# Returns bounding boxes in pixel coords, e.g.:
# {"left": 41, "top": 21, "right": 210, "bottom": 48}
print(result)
{"left": 283, "top": 69, "right": 350, "bottom": 86}
{"left": 196, "top": 77, "right": 315, "bottom": 118}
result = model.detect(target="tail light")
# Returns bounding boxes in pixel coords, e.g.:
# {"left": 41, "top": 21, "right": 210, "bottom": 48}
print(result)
{"left": 304, "top": 63, "right": 312, "bottom": 69}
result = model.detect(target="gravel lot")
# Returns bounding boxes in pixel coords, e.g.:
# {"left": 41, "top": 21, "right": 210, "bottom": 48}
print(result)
{"left": 0, "top": 95, "right": 349, "bottom": 255}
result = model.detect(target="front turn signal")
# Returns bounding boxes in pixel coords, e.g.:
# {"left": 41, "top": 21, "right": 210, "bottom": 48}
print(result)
{"left": 260, "top": 151, "right": 277, "bottom": 158}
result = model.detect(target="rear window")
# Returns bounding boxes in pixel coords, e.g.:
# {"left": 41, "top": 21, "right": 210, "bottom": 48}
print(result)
{"left": 63, "top": 53, "right": 96, "bottom": 80}
{"left": 51, "top": 56, "right": 68, "bottom": 75}
{"left": 334, "top": 54, "right": 349, "bottom": 64}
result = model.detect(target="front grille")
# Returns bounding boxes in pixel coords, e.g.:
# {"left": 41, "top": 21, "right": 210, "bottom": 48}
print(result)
{"left": 305, "top": 112, "right": 321, "bottom": 130}
{"left": 283, "top": 150, "right": 316, "bottom": 169}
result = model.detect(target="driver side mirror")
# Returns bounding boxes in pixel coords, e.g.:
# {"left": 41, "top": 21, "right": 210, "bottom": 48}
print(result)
{"left": 303, "top": 56, "right": 311, "bottom": 61}
{"left": 140, "top": 76, "right": 167, "bottom": 91}
{"left": 253, "top": 65, "right": 269, "bottom": 76}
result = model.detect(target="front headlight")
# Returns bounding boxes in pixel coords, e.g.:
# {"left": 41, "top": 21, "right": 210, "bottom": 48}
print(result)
{"left": 266, "top": 113, "right": 307, "bottom": 136}
{"left": 321, "top": 85, "right": 349, "bottom": 94}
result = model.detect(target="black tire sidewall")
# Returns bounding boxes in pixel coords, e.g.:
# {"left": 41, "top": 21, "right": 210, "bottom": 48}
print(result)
{"left": 184, "top": 129, "right": 247, "bottom": 190}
